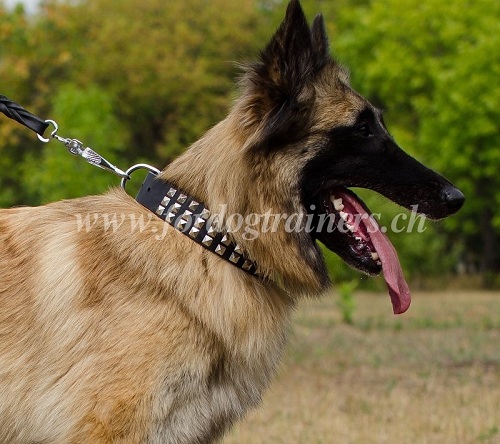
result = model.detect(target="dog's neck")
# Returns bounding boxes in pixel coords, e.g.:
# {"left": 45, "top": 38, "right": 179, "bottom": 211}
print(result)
{"left": 159, "top": 108, "right": 329, "bottom": 295}
{"left": 160, "top": 116, "right": 249, "bottom": 209}
{"left": 136, "top": 172, "right": 259, "bottom": 275}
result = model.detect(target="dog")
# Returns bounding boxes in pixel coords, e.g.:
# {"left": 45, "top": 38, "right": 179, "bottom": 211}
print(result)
{"left": 0, "top": 1, "right": 464, "bottom": 442}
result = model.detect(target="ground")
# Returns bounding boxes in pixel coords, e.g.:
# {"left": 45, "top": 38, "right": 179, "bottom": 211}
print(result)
{"left": 225, "top": 291, "right": 500, "bottom": 444}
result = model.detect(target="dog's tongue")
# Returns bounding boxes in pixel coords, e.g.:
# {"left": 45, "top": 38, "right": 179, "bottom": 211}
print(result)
{"left": 343, "top": 193, "right": 411, "bottom": 314}
{"left": 369, "top": 225, "right": 411, "bottom": 314}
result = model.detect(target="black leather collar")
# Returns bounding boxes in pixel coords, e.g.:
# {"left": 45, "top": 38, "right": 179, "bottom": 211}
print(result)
{"left": 136, "top": 173, "right": 258, "bottom": 276}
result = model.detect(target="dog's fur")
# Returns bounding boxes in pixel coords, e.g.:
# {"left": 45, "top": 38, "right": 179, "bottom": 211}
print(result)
{"left": 0, "top": 1, "right": 463, "bottom": 442}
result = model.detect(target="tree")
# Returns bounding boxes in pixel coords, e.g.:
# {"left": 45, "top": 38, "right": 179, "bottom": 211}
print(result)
{"left": 0, "top": 3, "right": 35, "bottom": 206}
{"left": 421, "top": 28, "right": 500, "bottom": 281}
{"left": 1, "top": 0, "right": 266, "bottom": 204}
{"left": 0, "top": 1, "right": 83, "bottom": 206}
{"left": 55, "top": 0, "right": 265, "bottom": 162}
{"left": 335, "top": 0, "right": 500, "bottom": 282}
{"left": 22, "top": 84, "right": 127, "bottom": 202}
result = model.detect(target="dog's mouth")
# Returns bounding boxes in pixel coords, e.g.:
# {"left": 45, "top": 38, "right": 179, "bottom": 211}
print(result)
{"left": 312, "top": 187, "right": 411, "bottom": 314}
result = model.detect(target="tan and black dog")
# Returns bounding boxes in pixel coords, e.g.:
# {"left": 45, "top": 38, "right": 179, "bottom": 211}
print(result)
{"left": 0, "top": 1, "right": 463, "bottom": 442}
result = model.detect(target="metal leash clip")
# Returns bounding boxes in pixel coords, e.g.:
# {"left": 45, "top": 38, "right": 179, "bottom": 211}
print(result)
{"left": 0, "top": 96, "right": 162, "bottom": 187}
{"left": 38, "top": 119, "right": 130, "bottom": 180}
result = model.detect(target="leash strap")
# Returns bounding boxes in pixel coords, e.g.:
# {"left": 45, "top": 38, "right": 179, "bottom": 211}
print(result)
{"left": 136, "top": 173, "right": 258, "bottom": 276}
{"left": 0, "top": 95, "right": 49, "bottom": 136}
{"left": 0, "top": 94, "right": 131, "bottom": 178}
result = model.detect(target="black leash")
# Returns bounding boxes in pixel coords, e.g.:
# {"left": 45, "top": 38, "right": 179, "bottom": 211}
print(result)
{"left": 0, "top": 95, "right": 50, "bottom": 137}
{"left": 0, "top": 94, "right": 134, "bottom": 179}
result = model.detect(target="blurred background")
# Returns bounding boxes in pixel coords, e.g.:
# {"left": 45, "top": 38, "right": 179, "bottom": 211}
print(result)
{"left": 0, "top": 1, "right": 499, "bottom": 442}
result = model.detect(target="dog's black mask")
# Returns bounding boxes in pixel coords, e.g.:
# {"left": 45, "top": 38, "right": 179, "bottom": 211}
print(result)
{"left": 301, "top": 106, "right": 464, "bottom": 313}
{"left": 303, "top": 107, "right": 464, "bottom": 220}
{"left": 304, "top": 109, "right": 465, "bottom": 219}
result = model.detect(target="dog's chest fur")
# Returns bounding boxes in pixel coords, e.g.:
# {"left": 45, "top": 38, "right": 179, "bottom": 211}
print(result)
{"left": 0, "top": 194, "right": 293, "bottom": 443}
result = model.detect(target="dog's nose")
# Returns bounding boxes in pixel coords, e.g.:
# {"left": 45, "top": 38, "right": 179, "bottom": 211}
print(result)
{"left": 441, "top": 184, "right": 465, "bottom": 214}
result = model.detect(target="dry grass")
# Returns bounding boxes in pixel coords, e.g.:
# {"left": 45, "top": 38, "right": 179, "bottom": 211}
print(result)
{"left": 225, "top": 291, "right": 500, "bottom": 444}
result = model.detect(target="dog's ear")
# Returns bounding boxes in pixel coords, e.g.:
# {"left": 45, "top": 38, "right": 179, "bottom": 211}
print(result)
{"left": 311, "top": 14, "right": 330, "bottom": 70}
{"left": 242, "top": 0, "right": 331, "bottom": 150}
{"left": 258, "top": 0, "right": 316, "bottom": 97}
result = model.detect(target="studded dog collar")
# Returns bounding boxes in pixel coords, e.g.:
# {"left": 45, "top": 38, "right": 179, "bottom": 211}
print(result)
{"left": 136, "top": 173, "right": 258, "bottom": 276}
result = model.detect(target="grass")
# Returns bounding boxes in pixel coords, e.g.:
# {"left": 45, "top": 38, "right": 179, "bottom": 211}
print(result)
{"left": 224, "top": 291, "right": 500, "bottom": 444}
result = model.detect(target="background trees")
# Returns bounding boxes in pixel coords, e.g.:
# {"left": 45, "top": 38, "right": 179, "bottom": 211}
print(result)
{"left": 0, "top": 0, "right": 498, "bottom": 285}
{"left": 334, "top": 0, "right": 500, "bottom": 283}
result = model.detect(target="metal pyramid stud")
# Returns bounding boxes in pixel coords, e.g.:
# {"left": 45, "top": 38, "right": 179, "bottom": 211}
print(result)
{"left": 234, "top": 245, "right": 242, "bottom": 254}
{"left": 188, "top": 201, "right": 199, "bottom": 211}
{"left": 166, "top": 188, "right": 176, "bottom": 198}
{"left": 176, "top": 218, "right": 187, "bottom": 230}
{"left": 202, "top": 235, "right": 213, "bottom": 247}
{"left": 200, "top": 208, "right": 210, "bottom": 220}
{"left": 242, "top": 260, "right": 253, "bottom": 271}
{"left": 207, "top": 225, "right": 216, "bottom": 236}
{"left": 220, "top": 235, "right": 231, "bottom": 246}
{"left": 189, "top": 227, "right": 200, "bottom": 239}
{"left": 177, "top": 193, "right": 187, "bottom": 204}
{"left": 171, "top": 202, "right": 182, "bottom": 214}
{"left": 166, "top": 212, "right": 176, "bottom": 224}
{"left": 181, "top": 210, "right": 193, "bottom": 221}
{"left": 229, "top": 253, "right": 241, "bottom": 264}
{"left": 156, "top": 205, "right": 165, "bottom": 216}
{"left": 161, "top": 197, "right": 170, "bottom": 207}
{"left": 194, "top": 217, "right": 206, "bottom": 229}
{"left": 215, "top": 244, "right": 226, "bottom": 256}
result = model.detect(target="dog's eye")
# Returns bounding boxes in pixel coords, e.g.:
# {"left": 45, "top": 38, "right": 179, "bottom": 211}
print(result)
{"left": 357, "top": 124, "right": 373, "bottom": 138}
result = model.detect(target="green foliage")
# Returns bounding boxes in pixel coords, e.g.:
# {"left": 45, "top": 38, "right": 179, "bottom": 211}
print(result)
{"left": 337, "top": 280, "right": 358, "bottom": 325}
{"left": 0, "top": 3, "right": 33, "bottom": 206}
{"left": 57, "top": 0, "right": 264, "bottom": 161}
{"left": 335, "top": 0, "right": 500, "bottom": 277}
{"left": 0, "top": 0, "right": 263, "bottom": 201}
{"left": 22, "top": 84, "right": 127, "bottom": 203}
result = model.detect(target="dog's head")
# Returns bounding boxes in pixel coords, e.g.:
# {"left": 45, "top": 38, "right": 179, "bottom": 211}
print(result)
{"left": 233, "top": 0, "right": 464, "bottom": 311}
